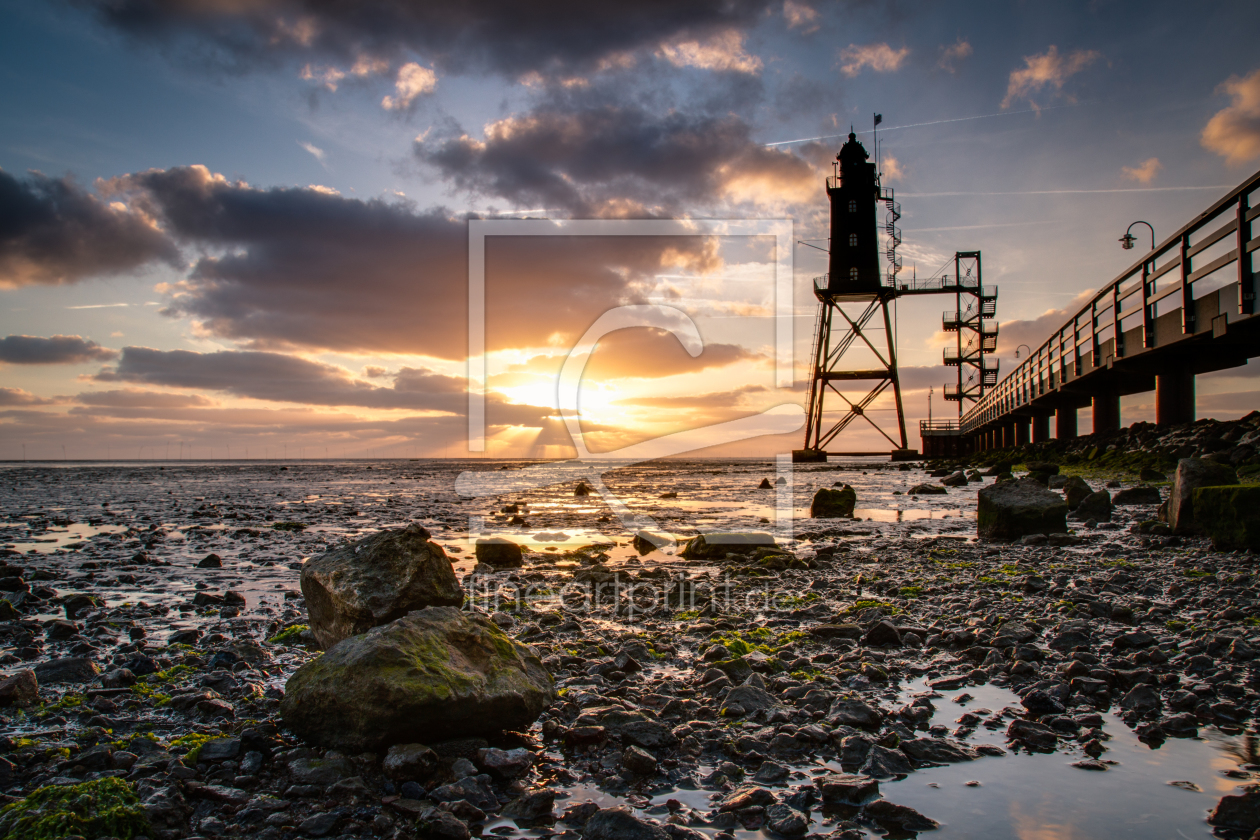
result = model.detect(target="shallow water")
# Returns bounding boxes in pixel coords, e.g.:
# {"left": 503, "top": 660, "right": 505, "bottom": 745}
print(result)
{"left": 0, "top": 457, "right": 1232, "bottom": 838}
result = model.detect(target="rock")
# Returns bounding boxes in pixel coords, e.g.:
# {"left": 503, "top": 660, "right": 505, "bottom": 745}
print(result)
{"left": 302, "top": 524, "right": 464, "bottom": 649}
{"left": 384, "top": 743, "right": 439, "bottom": 781}
{"left": 33, "top": 657, "right": 99, "bottom": 685}
{"left": 977, "top": 478, "right": 1068, "bottom": 540}
{"left": 860, "top": 744, "right": 913, "bottom": 777}
{"left": 908, "top": 483, "right": 947, "bottom": 495}
{"left": 631, "top": 530, "right": 673, "bottom": 553}
{"left": 679, "top": 532, "right": 775, "bottom": 558}
{"left": 1062, "top": 476, "right": 1093, "bottom": 509}
{"left": 420, "top": 809, "right": 472, "bottom": 840}
{"left": 827, "top": 697, "right": 883, "bottom": 729}
{"left": 941, "top": 471, "right": 967, "bottom": 487}
{"left": 1006, "top": 719, "right": 1057, "bottom": 750}
{"left": 46, "top": 619, "right": 79, "bottom": 639}
{"left": 1166, "top": 458, "right": 1237, "bottom": 534}
{"left": 478, "top": 747, "right": 534, "bottom": 779}
{"left": 1139, "top": 467, "right": 1166, "bottom": 481}
{"left": 1119, "top": 684, "right": 1162, "bottom": 714}
{"left": 502, "top": 789, "right": 556, "bottom": 821}
{"left": 723, "top": 684, "right": 782, "bottom": 715}
{"left": 811, "top": 486, "right": 857, "bottom": 518}
{"left": 863, "top": 800, "right": 938, "bottom": 832}
{"left": 1026, "top": 461, "right": 1060, "bottom": 475}
{"left": 429, "top": 775, "right": 498, "bottom": 812}
{"left": 198, "top": 553, "right": 223, "bottom": 568}
{"left": 0, "top": 669, "right": 38, "bottom": 707}
{"left": 863, "top": 621, "right": 901, "bottom": 647}
{"left": 753, "top": 761, "right": 790, "bottom": 783}
{"left": 1193, "top": 485, "right": 1260, "bottom": 550}
{"left": 289, "top": 755, "right": 353, "bottom": 785}
{"left": 622, "top": 746, "right": 657, "bottom": 775}
{"left": 899, "top": 737, "right": 975, "bottom": 764}
{"left": 810, "top": 623, "right": 864, "bottom": 641}
{"left": 281, "top": 606, "right": 555, "bottom": 751}
{"left": 1112, "top": 486, "right": 1161, "bottom": 505}
{"left": 1020, "top": 690, "right": 1065, "bottom": 716}
{"left": 100, "top": 668, "right": 136, "bottom": 688}
{"left": 718, "top": 785, "right": 777, "bottom": 811}
{"left": 758, "top": 478, "right": 773, "bottom": 489}
{"left": 1072, "top": 490, "right": 1112, "bottom": 522}
{"left": 1209, "top": 786, "right": 1260, "bottom": 832}
{"left": 764, "top": 803, "right": 808, "bottom": 836}
{"left": 817, "top": 773, "right": 879, "bottom": 804}
{"left": 584, "top": 807, "right": 669, "bottom": 840}
{"left": 63, "top": 593, "right": 102, "bottom": 619}
{"left": 475, "top": 537, "right": 524, "bottom": 569}
{"left": 198, "top": 737, "right": 241, "bottom": 762}
{"left": 0, "top": 599, "right": 18, "bottom": 620}
{"left": 584, "top": 707, "right": 677, "bottom": 749}
{"left": 574, "top": 482, "right": 592, "bottom": 497}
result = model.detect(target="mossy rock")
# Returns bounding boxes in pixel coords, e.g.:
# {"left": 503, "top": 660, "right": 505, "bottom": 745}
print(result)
{"left": 1193, "top": 485, "right": 1260, "bottom": 551}
{"left": 280, "top": 606, "right": 555, "bottom": 751}
{"left": 811, "top": 486, "right": 857, "bottom": 518}
{"left": 0, "top": 777, "right": 149, "bottom": 840}
{"left": 977, "top": 478, "right": 1068, "bottom": 541}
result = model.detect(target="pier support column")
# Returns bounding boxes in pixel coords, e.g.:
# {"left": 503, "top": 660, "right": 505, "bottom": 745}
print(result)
{"left": 1093, "top": 389, "right": 1121, "bottom": 434}
{"left": 1015, "top": 418, "right": 1030, "bottom": 445}
{"left": 1056, "top": 407, "right": 1077, "bottom": 439}
{"left": 1156, "top": 365, "right": 1195, "bottom": 427}
{"left": 1032, "top": 414, "right": 1051, "bottom": 442}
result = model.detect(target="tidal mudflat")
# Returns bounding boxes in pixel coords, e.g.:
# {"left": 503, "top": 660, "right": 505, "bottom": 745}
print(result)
{"left": 0, "top": 457, "right": 1255, "bottom": 840}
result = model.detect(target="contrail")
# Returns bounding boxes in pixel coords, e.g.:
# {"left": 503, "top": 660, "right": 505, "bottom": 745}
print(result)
{"left": 763, "top": 104, "right": 1076, "bottom": 147}
{"left": 900, "top": 186, "right": 1234, "bottom": 197}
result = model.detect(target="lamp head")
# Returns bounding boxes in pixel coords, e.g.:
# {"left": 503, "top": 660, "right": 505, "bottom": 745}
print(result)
{"left": 1119, "top": 232, "right": 1136, "bottom": 250}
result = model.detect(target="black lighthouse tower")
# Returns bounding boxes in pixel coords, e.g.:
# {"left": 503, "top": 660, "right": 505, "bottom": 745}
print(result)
{"left": 826, "top": 132, "right": 882, "bottom": 296}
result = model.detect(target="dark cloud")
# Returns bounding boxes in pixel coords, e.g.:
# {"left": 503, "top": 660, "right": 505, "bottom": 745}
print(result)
{"left": 417, "top": 104, "right": 817, "bottom": 216}
{"left": 507, "top": 328, "right": 763, "bottom": 381}
{"left": 612, "top": 384, "right": 769, "bottom": 408}
{"left": 0, "top": 334, "right": 119, "bottom": 364}
{"left": 101, "top": 165, "right": 715, "bottom": 358}
{"left": 0, "top": 169, "right": 179, "bottom": 288}
{"left": 92, "top": 346, "right": 550, "bottom": 423}
{"left": 74, "top": 389, "right": 214, "bottom": 408}
{"left": 0, "top": 388, "right": 58, "bottom": 406}
{"left": 76, "top": 0, "right": 777, "bottom": 78}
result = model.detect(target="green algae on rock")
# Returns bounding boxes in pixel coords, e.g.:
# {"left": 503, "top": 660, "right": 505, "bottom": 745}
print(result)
{"left": 810, "top": 485, "right": 857, "bottom": 518}
{"left": 1193, "top": 485, "right": 1260, "bottom": 550}
{"left": 280, "top": 606, "right": 554, "bottom": 751}
{"left": 0, "top": 777, "right": 149, "bottom": 840}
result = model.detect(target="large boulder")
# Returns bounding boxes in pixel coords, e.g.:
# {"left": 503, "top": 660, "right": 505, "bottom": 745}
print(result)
{"left": 810, "top": 486, "right": 856, "bottom": 518}
{"left": 301, "top": 524, "right": 463, "bottom": 649}
{"left": 1072, "top": 490, "right": 1112, "bottom": 522}
{"left": 1062, "top": 476, "right": 1093, "bottom": 509}
{"left": 1166, "top": 458, "right": 1237, "bottom": 534}
{"left": 1210, "top": 787, "right": 1260, "bottom": 833}
{"left": 679, "top": 532, "right": 775, "bottom": 558}
{"left": 280, "top": 606, "right": 554, "bottom": 751}
{"left": 1193, "top": 486, "right": 1260, "bottom": 551}
{"left": 977, "top": 478, "right": 1068, "bottom": 540}
{"left": 475, "top": 537, "right": 524, "bottom": 568}
{"left": 1112, "top": 486, "right": 1161, "bottom": 505}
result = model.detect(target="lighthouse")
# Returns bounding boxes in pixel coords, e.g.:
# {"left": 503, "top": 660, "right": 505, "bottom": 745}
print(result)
{"left": 825, "top": 131, "right": 882, "bottom": 296}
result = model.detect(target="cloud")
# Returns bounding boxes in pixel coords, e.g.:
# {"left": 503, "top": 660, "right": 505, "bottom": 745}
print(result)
{"left": 298, "top": 140, "right": 326, "bottom": 161}
{"left": 79, "top": 0, "right": 779, "bottom": 79}
{"left": 782, "top": 1, "right": 819, "bottom": 33}
{"left": 97, "top": 164, "right": 715, "bottom": 358}
{"left": 881, "top": 154, "right": 904, "bottom": 181}
{"left": 837, "top": 43, "right": 909, "bottom": 77}
{"left": 0, "top": 334, "right": 119, "bottom": 365}
{"left": 657, "top": 30, "right": 762, "bottom": 75}
{"left": 381, "top": 62, "right": 437, "bottom": 110}
{"left": 1121, "top": 157, "right": 1161, "bottom": 183}
{"left": 0, "top": 388, "right": 58, "bottom": 406}
{"left": 1001, "top": 45, "right": 1099, "bottom": 110}
{"left": 612, "top": 383, "right": 768, "bottom": 407}
{"left": 1201, "top": 68, "right": 1260, "bottom": 165}
{"left": 416, "top": 104, "right": 818, "bottom": 215}
{"left": 74, "top": 389, "right": 214, "bottom": 408}
{"left": 937, "top": 38, "right": 972, "bottom": 73}
{"left": 0, "top": 168, "right": 180, "bottom": 288}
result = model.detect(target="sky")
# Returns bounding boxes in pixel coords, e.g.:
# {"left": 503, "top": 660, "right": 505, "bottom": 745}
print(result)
{"left": 1, "top": 0, "right": 1259, "bottom": 461}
